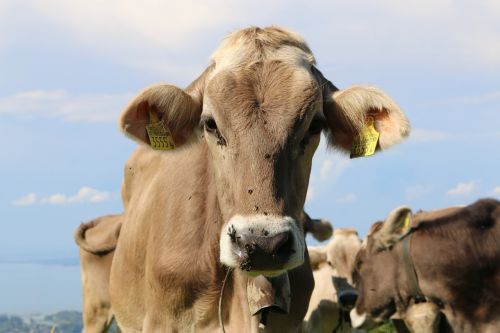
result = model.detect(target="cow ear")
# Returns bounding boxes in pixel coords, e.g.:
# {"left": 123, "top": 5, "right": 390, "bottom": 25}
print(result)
{"left": 308, "top": 246, "right": 327, "bottom": 270}
{"left": 373, "top": 206, "right": 412, "bottom": 251}
{"left": 309, "top": 219, "right": 334, "bottom": 242}
{"left": 74, "top": 215, "right": 122, "bottom": 255}
{"left": 324, "top": 85, "right": 410, "bottom": 153}
{"left": 119, "top": 84, "right": 202, "bottom": 148}
{"left": 119, "top": 65, "right": 213, "bottom": 149}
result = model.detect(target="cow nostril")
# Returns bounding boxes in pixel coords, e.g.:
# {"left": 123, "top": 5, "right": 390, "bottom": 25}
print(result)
{"left": 269, "top": 231, "right": 294, "bottom": 258}
{"left": 338, "top": 290, "right": 358, "bottom": 310}
{"left": 227, "top": 225, "right": 237, "bottom": 243}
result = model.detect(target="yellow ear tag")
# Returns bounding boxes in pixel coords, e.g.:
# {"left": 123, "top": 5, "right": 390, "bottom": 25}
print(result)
{"left": 350, "top": 117, "right": 380, "bottom": 159}
{"left": 146, "top": 111, "right": 175, "bottom": 150}
{"left": 402, "top": 213, "right": 411, "bottom": 230}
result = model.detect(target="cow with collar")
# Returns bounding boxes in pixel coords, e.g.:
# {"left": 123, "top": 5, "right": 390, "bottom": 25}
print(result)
{"left": 351, "top": 199, "right": 500, "bottom": 333}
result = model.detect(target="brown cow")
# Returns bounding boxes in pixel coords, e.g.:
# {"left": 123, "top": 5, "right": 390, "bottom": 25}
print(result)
{"left": 304, "top": 228, "right": 363, "bottom": 333}
{"left": 75, "top": 214, "right": 122, "bottom": 333}
{"left": 351, "top": 199, "right": 500, "bottom": 333}
{"left": 110, "top": 26, "right": 410, "bottom": 332}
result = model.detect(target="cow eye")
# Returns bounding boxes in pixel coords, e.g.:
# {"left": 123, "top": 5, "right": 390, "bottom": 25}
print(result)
{"left": 203, "top": 117, "right": 218, "bottom": 133}
{"left": 308, "top": 117, "right": 325, "bottom": 135}
{"left": 201, "top": 116, "right": 226, "bottom": 146}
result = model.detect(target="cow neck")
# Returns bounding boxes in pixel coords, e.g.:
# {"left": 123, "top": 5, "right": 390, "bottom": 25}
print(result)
{"left": 398, "top": 228, "right": 425, "bottom": 305}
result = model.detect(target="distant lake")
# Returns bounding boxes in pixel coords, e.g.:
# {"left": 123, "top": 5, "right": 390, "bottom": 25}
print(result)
{"left": 0, "top": 261, "right": 82, "bottom": 315}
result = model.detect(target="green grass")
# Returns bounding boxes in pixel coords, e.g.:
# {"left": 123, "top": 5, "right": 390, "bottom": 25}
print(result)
{"left": 368, "top": 322, "right": 397, "bottom": 333}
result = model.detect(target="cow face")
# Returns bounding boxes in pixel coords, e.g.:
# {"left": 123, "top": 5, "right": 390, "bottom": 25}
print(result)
{"left": 326, "top": 229, "right": 362, "bottom": 310}
{"left": 350, "top": 207, "right": 412, "bottom": 328}
{"left": 309, "top": 229, "right": 362, "bottom": 308}
{"left": 119, "top": 27, "right": 410, "bottom": 277}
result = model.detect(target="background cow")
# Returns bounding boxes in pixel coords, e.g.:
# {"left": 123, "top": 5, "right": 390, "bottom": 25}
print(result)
{"left": 351, "top": 199, "right": 500, "bottom": 333}
{"left": 75, "top": 214, "right": 122, "bottom": 333}
{"left": 110, "top": 26, "right": 410, "bottom": 332}
{"left": 304, "top": 228, "right": 363, "bottom": 333}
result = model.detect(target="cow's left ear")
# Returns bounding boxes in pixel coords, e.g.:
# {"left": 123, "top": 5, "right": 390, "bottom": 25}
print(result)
{"left": 373, "top": 206, "right": 412, "bottom": 251}
{"left": 324, "top": 85, "right": 410, "bottom": 153}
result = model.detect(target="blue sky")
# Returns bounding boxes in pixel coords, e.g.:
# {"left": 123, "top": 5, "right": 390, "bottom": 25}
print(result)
{"left": 0, "top": 0, "right": 499, "bottom": 313}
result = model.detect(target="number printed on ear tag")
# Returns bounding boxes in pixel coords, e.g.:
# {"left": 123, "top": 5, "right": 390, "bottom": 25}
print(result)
{"left": 350, "top": 117, "right": 380, "bottom": 159}
{"left": 146, "top": 121, "right": 175, "bottom": 150}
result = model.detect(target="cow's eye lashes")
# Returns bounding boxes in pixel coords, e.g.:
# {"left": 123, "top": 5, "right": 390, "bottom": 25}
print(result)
{"left": 202, "top": 117, "right": 218, "bottom": 132}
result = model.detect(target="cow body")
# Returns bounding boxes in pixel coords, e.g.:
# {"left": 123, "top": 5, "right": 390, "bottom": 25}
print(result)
{"left": 110, "top": 26, "right": 410, "bottom": 332}
{"left": 75, "top": 214, "right": 122, "bottom": 333}
{"left": 352, "top": 199, "right": 500, "bottom": 333}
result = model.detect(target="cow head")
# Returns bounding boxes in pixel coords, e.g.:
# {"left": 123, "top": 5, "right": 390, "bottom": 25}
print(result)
{"left": 119, "top": 27, "right": 410, "bottom": 277}
{"left": 309, "top": 228, "right": 362, "bottom": 308}
{"left": 350, "top": 207, "right": 413, "bottom": 328}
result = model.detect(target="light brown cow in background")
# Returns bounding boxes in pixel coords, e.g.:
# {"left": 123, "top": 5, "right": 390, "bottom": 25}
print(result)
{"left": 110, "top": 26, "right": 410, "bottom": 332}
{"left": 304, "top": 228, "right": 363, "bottom": 333}
{"left": 75, "top": 214, "right": 122, "bottom": 333}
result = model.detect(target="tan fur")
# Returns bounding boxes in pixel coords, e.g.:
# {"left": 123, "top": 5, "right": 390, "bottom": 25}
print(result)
{"left": 119, "top": 84, "right": 202, "bottom": 146}
{"left": 328, "top": 86, "right": 410, "bottom": 152}
{"left": 75, "top": 215, "right": 122, "bottom": 333}
{"left": 111, "top": 26, "right": 410, "bottom": 332}
{"left": 373, "top": 206, "right": 412, "bottom": 251}
{"left": 304, "top": 229, "right": 363, "bottom": 333}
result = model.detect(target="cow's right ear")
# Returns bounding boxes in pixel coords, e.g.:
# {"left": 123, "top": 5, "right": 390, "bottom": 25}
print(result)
{"left": 373, "top": 206, "right": 412, "bottom": 251}
{"left": 119, "top": 84, "right": 202, "bottom": 148}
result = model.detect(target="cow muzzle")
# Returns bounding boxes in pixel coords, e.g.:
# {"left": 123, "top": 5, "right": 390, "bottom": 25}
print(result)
{"left": 333, "top": 276, "right": 358, "bottom": 310}
{"left": 220, "top": 215, "right": 305, "bottom": 276}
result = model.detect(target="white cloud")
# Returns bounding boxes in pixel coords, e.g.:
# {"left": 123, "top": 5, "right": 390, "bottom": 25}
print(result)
{"left": 11, "top": 187, "right": 111, "bottom": 206}
{"left": 319, "top": 155, "right": 352, "bottom": 183}
{"left": 69, "top": 187, "right": 111, "bottom": 203}
{"left": 1, "top": 0, "right": 499, "bottom": 74}
{"left": 41, "top": 193, "right": 67, "bottom": 205}
{"left": 337, "top": 193, "right": 357, "bottom": 204}
{"left": 40, "top": 187, "right": 111, "bottom": 204}
{"left": 447, "top": 181, "right": 476, "bottom": 196}
{"left": 0, "top": 90, "right": 131, "bottom": 122}
{"left": 494, "top": 186, "right": 500, "bottom": 195}
{"left": 11, "top": 193, "right": 37, "bottom": 206}
{"left": 405, "top": 184, "right": 433, "bottom": 200}
{"left": 410, "top": 129, "right": 449, "bottom": 143}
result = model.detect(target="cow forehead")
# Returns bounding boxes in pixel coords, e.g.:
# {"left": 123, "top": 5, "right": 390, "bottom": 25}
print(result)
{"left": 211, "top": 26, "right": 316, "bottom": 71}
{"left": 205, "top": 62, "right": 320, "bottom": 128}
{"left": 327, "top": 234, "right": 361, "bottom": 263}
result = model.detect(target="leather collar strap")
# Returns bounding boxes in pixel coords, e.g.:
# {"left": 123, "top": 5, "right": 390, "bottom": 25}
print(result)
{"left": 400, "top": 232, "right": 425, "bottom": 303}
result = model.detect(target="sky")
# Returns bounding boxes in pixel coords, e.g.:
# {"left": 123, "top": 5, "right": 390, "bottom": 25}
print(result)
{"left": 0, "top": 0, "right": 499, "bottom": 313}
